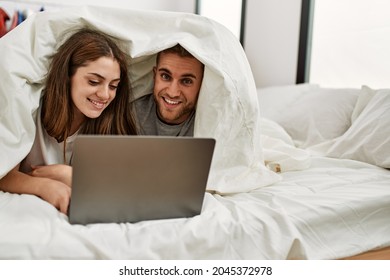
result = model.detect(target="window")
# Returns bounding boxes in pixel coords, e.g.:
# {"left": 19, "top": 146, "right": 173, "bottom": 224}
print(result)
{"left": 196, "top": 0, "right": 245, "bottom": 45}
{"left": 298, "top": 0, "right": 390, "bottom": 88}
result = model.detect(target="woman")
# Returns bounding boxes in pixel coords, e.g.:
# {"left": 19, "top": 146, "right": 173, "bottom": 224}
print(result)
{"left": 0, "top": 28, "right": 137, "bottom": 214}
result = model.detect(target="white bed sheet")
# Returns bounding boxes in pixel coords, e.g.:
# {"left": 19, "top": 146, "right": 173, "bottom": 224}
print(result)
{"left": 1, "top": 154, "right": 389, "bottom": 260}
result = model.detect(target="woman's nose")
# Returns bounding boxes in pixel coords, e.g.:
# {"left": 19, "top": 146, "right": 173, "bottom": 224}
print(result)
{"left": 96, "top": 86, "right": 110, "bottom": 99}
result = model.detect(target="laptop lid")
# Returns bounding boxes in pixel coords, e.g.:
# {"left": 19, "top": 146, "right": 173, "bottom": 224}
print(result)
{"left": 68, "top": 135, "right": 215, "bottom": 225}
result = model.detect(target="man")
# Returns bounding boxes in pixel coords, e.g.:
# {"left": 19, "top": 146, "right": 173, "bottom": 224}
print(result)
{"left": 133, "top": 44, "right": 204, "bottom": 136}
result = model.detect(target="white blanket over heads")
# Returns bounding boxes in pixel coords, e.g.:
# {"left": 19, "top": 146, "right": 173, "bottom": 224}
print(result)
{"left": 0, "top": 6, "right": 280, "bottom": 193}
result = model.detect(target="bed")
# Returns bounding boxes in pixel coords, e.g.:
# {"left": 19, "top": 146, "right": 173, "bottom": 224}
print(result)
{"left": 257, "top": 84, "right": 390, "bottom": 259}
{"left": 1, "top": 6, "right": 390, "bottom": 260}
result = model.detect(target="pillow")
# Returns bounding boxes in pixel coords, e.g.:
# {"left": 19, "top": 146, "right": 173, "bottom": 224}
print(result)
{"left": 351, "top": 85, "right": 377, "bottom": 122}
{"left": 257, "top": 83, "right": 319, "bottom": 119}
{"left": 271, "top": 88, "right": 361, "bottom": 148}
{"left": 327, "top": 87, "right": 390, "bottom": 168}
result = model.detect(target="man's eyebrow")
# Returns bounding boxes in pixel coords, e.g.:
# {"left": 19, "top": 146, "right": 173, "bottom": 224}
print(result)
{"left": 158, "top": 68, "right": 172, "bottom": 75}
{"left": 181, "top": 73, "right": 197, "bottom": 79}
{"left": 158, "top": 68, "right": 197, "bottom": 79}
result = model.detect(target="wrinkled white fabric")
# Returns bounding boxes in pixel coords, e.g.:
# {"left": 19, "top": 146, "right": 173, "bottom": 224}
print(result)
{"left": 1, "top": 156, "right": 390, "bottom": 260}
{"left": 0, "top": 5, "right": 280, "bottom": 193}
{"left": 260, "top": 118, "right": 311, "bottom": 173}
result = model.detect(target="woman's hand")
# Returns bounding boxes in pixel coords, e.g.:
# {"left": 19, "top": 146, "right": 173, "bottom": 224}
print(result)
{"left": 37, "top": 178, "right": 71, "bottom": 214}
{"left": 30, "top": 164, "right": 72, "bottom": 187}
{"left": 0, "top": 165, "right": 71, "bottom": 214}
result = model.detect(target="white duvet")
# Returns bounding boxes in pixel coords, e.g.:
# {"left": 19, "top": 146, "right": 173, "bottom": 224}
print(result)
{"left": 0, "top": 5, "right": 280, "bottom": 194}
{"left": 1, "top": 110, "right": 389, "bottom": 259}
{"left": 1, "top": 152, "right": 389, "bottom": 259}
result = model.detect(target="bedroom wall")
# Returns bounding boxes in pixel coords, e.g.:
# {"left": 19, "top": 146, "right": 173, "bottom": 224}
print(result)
{"left": 1, "top": 0, "right": 302, "bottom": 88}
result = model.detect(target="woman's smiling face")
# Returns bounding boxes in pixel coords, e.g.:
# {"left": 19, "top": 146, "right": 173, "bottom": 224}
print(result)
{"left": 70, "top": 56, "right": 120, "bottom": 123}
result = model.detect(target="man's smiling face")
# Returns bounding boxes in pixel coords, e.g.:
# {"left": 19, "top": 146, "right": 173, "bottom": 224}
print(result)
{"left": 153, "top": 52, "right": 204, "bottom": 125}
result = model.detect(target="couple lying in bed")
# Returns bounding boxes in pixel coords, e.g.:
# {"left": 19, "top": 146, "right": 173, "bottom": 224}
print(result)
{"left": 0, "top": 27, "right": 205, "bottom": 214}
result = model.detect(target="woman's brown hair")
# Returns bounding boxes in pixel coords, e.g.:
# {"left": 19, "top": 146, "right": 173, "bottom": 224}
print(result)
{"left": 41, "top": 28, "right": 137, "bottom": 149}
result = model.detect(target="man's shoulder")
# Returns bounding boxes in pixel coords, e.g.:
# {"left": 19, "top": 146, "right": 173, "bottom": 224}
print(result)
{"left": 132, "top": 93, "right": 154, "bottom": 113}
{"left": 132, "top": 93, "right": 157, "bottom": 133}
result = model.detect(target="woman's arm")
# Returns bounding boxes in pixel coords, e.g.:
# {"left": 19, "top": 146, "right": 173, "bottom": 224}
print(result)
{"left": 0, "top": 165, "right": 71, "bottom": 214}
{"left": 30, "top": 164, "right": 72, "bottom": 187}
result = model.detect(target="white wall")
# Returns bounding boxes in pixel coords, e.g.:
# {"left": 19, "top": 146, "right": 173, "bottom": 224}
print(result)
{"left": 244, "top": 0, "right": 302, "bottom": 88}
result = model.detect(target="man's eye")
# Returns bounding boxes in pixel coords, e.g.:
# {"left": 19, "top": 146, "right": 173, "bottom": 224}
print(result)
{"left": 161, "top": 73, "right": 170, "bottom": 80}
{"left": 182, "top": 78, "right": 193, "bottom": 85}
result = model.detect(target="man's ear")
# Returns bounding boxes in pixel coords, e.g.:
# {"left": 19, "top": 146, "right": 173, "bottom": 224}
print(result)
{"left": 153, "top": 66, "right": 157, "bottom": 78}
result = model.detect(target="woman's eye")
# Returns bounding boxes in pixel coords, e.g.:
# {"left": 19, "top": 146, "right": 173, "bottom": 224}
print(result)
{"left": 109, "top": 84, "right": 118, "bottom": 90}
{"left": 89, "top": 80, "right": 99, "bottom": 86}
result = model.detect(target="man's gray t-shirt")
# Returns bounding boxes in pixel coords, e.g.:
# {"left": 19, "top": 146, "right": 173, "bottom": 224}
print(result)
{"left": 132, "top": 94, "right": 195, "bottom": 136}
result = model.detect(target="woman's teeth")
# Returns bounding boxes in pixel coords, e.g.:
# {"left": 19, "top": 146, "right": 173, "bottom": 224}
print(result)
{"left": 88, "top": 98, "right": 106, "bottom": 109}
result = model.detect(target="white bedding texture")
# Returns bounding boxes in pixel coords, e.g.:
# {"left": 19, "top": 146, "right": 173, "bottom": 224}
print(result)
{"left": 1, "top": 6, "right": 390, "bottom": 260}
{"left": 1, "top": 155, "right": 389, "bottom": 260}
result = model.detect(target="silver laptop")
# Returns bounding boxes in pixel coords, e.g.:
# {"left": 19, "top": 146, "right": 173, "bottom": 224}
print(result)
{"left": 68, "top": 135, "right": 215, "bottom": 225}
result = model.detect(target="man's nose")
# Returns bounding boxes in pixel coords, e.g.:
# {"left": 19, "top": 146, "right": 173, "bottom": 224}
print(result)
{"left": 167, "top": 81, "right": 180, "bottom": 97}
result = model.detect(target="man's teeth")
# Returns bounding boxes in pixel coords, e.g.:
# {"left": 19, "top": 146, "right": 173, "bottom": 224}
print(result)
{"left": 164, "top": 98, "right": 179, "bottom": 105}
